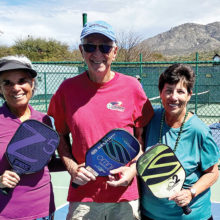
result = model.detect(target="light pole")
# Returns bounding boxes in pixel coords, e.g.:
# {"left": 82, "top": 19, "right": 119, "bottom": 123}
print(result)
{"left": 82, "top": 13, "right": 87, "bottom": 27}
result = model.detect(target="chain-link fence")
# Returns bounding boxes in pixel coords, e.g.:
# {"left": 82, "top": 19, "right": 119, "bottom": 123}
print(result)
{"left": 0, "top": 60, "right": 219, "bottom": 126}
{"left": 0, "top": 59, "right": 219, "bottom": 165}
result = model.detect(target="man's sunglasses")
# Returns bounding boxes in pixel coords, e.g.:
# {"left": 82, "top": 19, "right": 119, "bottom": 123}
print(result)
{"left": 82, "top": 44, "right": 114, "bottom": 54}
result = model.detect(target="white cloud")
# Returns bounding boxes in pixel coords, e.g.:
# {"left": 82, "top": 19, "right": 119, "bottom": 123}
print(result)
{"left": 0, "top": 0, "right": 220, "bottom": 47}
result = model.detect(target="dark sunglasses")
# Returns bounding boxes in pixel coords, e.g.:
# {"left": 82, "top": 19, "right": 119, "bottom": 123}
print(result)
{"left": 82, "top": 44, "right": 114, "bottom": 54}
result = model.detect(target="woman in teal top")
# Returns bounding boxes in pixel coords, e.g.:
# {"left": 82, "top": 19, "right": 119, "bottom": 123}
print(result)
{"left": 140, "top": 64, "right": 219, "bottom": 220}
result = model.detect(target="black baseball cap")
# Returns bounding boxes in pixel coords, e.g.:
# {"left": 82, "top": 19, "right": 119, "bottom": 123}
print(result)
{"left": 0, "top": 59, "right": 37, "bottom": 78}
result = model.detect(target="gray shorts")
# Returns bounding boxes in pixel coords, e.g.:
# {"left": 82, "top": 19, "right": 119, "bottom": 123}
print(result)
{"left": 66, "top": 200, "right": 140, "bottom": 220}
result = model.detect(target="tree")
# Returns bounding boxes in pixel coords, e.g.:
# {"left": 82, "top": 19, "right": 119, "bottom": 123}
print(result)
{"left": 12, "top": 36, "right": 75, "bottom": 61}
{"left": 116, "top": 30, "right": 164, "bottom": 62}
{"left": 0, "top": 46, "right": 15, "bottom": 58}
{"left": 116, "top": 31, "right": 141, "bottom": 61}
{"left": 70, "top": 42, "right": 83, "bottom": 61}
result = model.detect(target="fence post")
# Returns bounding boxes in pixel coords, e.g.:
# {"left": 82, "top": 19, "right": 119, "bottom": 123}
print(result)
{"left": 44, "top": 72, "right": 48, "bottom": 112}
{"left": 82, "top": 13, "right": 87, "bottom": 71}
{"left": 140, "top": 53, "right": 143, "bottom": 78}
{"left": 195, "top": 52, "right": 199, "bottom": 114}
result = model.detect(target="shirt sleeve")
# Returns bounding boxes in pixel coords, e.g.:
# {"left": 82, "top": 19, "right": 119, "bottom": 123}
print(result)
{"left": 133, "top": 83, "right": 154, "bottom": 128}
{"left": 47, "top": 90, "right": 70, "bottom": 135}
{"left": 200, "top": 128, "right": 220, "bottom": 171}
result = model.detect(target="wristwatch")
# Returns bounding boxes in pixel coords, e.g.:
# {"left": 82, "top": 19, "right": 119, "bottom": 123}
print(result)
{"left": 189, "top": 187, "right": 196, "bottom": 198}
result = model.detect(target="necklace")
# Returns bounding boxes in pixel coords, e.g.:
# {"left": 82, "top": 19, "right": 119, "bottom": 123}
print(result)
{"left": 159, "top": 110, "right": 188, "bottom": 152}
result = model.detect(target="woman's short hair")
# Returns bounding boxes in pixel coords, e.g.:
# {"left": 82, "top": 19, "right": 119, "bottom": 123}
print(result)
{"left": 158, "top": 63, "right": 195, "bottom": 94}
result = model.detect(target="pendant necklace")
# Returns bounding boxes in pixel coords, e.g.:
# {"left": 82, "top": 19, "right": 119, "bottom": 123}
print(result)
{"left": 159, "top": 110, "right": 188, "bottom": 152}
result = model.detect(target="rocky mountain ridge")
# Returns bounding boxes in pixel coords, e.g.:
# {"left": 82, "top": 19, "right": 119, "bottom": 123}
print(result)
{"left": 141, "top": 22, "right": 220, "bottom": 56}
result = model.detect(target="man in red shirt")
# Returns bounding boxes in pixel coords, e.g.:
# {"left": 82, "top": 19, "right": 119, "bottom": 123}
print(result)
{"left": 48, "top": 20, "right": 154, "bottom": 220}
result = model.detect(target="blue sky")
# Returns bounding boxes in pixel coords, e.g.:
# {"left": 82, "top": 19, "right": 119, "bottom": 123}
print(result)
{"left": 0, "top": 0, "right": 220, "bottom": 48}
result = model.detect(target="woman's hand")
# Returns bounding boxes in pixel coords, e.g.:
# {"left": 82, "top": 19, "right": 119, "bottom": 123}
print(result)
{"left": 169, "top": 189, "right": 192, "bottom": 207}
{"left": 0, "top": 170, "right": 20, "bottom": 189}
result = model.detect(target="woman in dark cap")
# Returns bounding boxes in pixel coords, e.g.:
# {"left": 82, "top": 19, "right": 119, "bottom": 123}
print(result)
{"left": 0, "top": 55, "right": 55, "bottom": 220}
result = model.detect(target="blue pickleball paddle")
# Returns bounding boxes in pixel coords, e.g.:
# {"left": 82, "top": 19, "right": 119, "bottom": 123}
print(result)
{"left": 72, "top": 128, "right": 140, "bottom": 188}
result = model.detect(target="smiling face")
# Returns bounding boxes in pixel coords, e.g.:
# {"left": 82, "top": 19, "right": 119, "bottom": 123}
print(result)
{"left": 79, "top": 33, "right": 117, "bottom": 82}
{"left": 0, "top": 70, "right": 34, "bottom": 113}
{"left": 160, "top": 80, "right": 192, "bottom": 119}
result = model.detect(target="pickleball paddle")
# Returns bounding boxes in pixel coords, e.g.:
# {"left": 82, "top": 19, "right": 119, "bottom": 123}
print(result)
{"left": 137, "top": 144, "right": 192, "bottom": 215}
{"left": 1, "top": 119, "right": 59, "bottom": 195}
{"left": 72, "top": 128, "right": 140, "bottom": 188}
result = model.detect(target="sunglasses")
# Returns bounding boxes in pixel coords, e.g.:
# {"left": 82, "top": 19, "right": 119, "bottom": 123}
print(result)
{"left": 82, "top": 44, "right": 114, "bottom": 54}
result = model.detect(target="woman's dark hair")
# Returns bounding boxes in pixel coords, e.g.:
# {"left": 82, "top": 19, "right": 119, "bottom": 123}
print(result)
{"left": 158, "top": 63, "right": 195, "bottom": 93}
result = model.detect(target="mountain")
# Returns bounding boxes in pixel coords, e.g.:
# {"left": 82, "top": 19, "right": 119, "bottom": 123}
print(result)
{"left": 141, "top": 22, "right": 220, "bottom": 56}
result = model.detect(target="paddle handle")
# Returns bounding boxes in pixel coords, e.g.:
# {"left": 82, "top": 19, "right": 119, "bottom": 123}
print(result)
{"left": 72, "top": 182, "right": 79, "bottom": 188}
{"left": 1, "top": 187, "right": 11, "bottom": 195}
{"left": 182, "top": 205, "right": 192, "bottom": 215}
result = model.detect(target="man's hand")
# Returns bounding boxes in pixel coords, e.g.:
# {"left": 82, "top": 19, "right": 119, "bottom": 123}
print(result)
{"left": 106, "top": 165, "right": 136, "bottom": 187}
{"left": 71, "top": 164, "right": 96, "bottom": 186}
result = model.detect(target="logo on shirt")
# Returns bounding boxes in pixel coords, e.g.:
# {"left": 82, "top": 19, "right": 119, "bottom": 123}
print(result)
{"left": 107, "top": 101, "right": 125, "bottom": 112}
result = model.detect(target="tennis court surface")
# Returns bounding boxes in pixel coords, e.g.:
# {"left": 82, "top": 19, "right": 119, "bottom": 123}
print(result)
{"left": 51, "top": 170, "right": 220, "bottom": 219}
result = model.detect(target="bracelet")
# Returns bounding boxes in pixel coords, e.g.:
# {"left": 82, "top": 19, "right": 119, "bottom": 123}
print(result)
{"left": 189, "top": 187, "right": 196, "bottom": 198}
